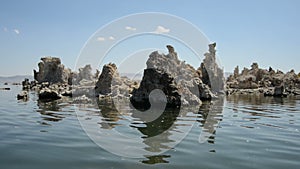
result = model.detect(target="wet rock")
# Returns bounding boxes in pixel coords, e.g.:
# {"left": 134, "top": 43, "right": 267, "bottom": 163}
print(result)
{"left": 12, "top": 82, "right": 21, "bottom": 85}
{"left": 292, "top": 89, "right": 300, "bottom": 95}
{"left": 0, "top": 87, "right": 10, "bottom": 90}
{"left": 273, "top": 85, "right": 287, "bottom": 97}
{"left": 38, "top": 88, "right": 61, "bottom": 101}
{"left": 73, "top": 95, "right": 92, "bottom": 104}
{"left": 263, "top": 86, "right": 287, "bottom": 97}
{"left": 17, "top": 91, "right": 28, "bottom": 100}
{"left": 61, "top": 90, "right": 72, "bottom": 97}
{"left": 33, "top": 57, "right": 71, "bottom": 84}
{"left": 22, "top": 78, "right": 31, "bottom": 90}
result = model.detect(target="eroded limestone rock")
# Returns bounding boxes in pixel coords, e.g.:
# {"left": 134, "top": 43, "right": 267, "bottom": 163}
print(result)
{"left": 34, "top": 57, "right": 71, "bottom": 84}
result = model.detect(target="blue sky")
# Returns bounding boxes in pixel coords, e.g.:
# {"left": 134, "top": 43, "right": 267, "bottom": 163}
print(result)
{"left": 1, "top": 0, "right": 300, "bottom": 76}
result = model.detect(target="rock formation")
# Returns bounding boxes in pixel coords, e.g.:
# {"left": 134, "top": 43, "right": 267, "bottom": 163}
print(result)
{"left": 33, "top": 57, "right": 71, "bottom": 84}
{"left": 17, "top": 91, "right": 28, "bottom": 100}
{"left": 95, "top": 63, "right": 118, "bottom": 95}
{"left": 131, "top": 44, "right": 222, "bottom": 108}
{"left": 199, "top": 43, "right": 225, "bottom": 93}
{"left": 131, "top": 68, "right": 181, "bottom": 108}
{"left": 95, "top": 63, "right": 138, "bottom": 98}
{"left": 227, "top": 63, "right": 300, "bottom": 97}
{"left": 38, "top": 88, "right": 62, "bottom": 101}
{"left": 233, "top": 66, "right": 239, "bottom": 78}
{"left": 21, "top": 43, "right": 226, "bottom": 105}
{"left": 72, "top": 64, "right": 94, "bottom": 85}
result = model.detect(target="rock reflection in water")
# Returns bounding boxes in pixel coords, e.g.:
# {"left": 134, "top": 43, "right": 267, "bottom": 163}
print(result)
{"left": 226, "top": 94, "right": 299, "bottom": 130}
{"left": 77, "top": 96, "right": 226, "bottom": 162}
{"left": 226, "top": 94, "right": 298, "bottom": 106}
{"left": 133, "top": 108, "right": 180, "bottom": 138}
{"left": 131, "top": 107, "right": 180, "bottom": 154}
{"left": 198, "top": 98, "right": 225, "bottom": 144}
{"left": 36, "top": 98, "right": 72, "bottom": 125}
{"left": 141, "top": 154, "right": 171, "bottom": 164}
{"left": 97, "top": 98, "right": 122, "bottom": 129}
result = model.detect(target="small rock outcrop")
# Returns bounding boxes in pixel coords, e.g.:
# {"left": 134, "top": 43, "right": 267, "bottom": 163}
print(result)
{"left": 34, "top": 57, "right": 71, "bottom": 84}
{"left": 95, "top": 63, "right": 138, "bottom": 98}
{"left": 22, "top": 78, "right": 31, "bottom": 90}
{"left": 38, "top": 88, "right": 61, "bottom": 101}
{"left": 17, "top": 91, "right": 29, "bottom": 100}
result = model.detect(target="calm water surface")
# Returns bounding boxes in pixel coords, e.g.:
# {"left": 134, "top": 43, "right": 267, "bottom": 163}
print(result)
{"left": 0, "top": 85, "right": 299, "bottom": 169}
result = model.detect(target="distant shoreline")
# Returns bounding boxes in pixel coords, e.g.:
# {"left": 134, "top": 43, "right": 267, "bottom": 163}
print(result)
{"left": 0, "top": 75, "right": 33, "bottom": 83}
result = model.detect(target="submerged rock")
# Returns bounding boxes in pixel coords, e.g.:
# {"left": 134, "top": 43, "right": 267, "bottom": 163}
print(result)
{"left": 264, "top": 85, "right": 288, "bottom": 97}
{"left": 17, "top": 91, "right": 28, "bottom": 101}
{"left": 39, "top": 88, "right": 61, "bottom": 101}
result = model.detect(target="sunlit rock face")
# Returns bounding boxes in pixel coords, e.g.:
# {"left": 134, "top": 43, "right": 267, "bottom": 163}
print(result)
{"left": 199, "top": 43, "right": 225, "bottom": 93}
{"left": 95, "top": 63, "right": 138, "bottom": 98}
{"left": 72, "top": 64, "right": 94, "bottom": 85}
{"left": 227, "top": 62, "right": 300, "bottom": 97}
{"left": 33, "top": 57, "right": 71, "bottom": 84}
{"left": 131, "top": 44, "right": 222, "bottom": 107}
{"left": 95, "top": 63, "right": 119, "bottom": 95}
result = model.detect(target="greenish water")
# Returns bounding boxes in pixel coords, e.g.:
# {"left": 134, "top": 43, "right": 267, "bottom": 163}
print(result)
{"left": 0, "top": 85, "right": 299, "bottom": 169}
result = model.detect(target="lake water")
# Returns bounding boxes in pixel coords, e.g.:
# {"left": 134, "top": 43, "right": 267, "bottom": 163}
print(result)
{"left": 0, "top": 85, "right": 299, "bottom": 169}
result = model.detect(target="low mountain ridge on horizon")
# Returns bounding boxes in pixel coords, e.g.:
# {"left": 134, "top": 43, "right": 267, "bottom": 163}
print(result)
{"left": 0, "top": 75, "right": 33, "bottom": 83}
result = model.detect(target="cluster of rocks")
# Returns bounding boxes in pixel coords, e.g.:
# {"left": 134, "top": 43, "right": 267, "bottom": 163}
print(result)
{"left": 130, "top": 44, "right": 224, "bottom": 108}
{"left": 18, "top": 57, "right": 96, "bottom": 102}
{"left": 226, "top": 63, "right": 300, "bottom": 97}
{"left": 95, "top": 63, "right": 138, "bottom": 98}
{"left": 18, "top": 43, "right": 224, "bottom": 108}
{"left": 34, "top": 57, "right": 72, "bottom": 84}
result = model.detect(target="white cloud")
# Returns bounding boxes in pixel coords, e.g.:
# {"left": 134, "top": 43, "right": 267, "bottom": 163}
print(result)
{"left": 125, "top": 26, "right": 137, "bottom": 31}
{"left": 108, "top": 36, "right": 115, "bottom": 40}
{"left": 13, "top": 29, "right": 20, "bottom": 35}
{"left": 96, "top": 36, "right": 105, "bottom": 41}
{"left": 154, "top": 25, "right": 170, "bottom": 34}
